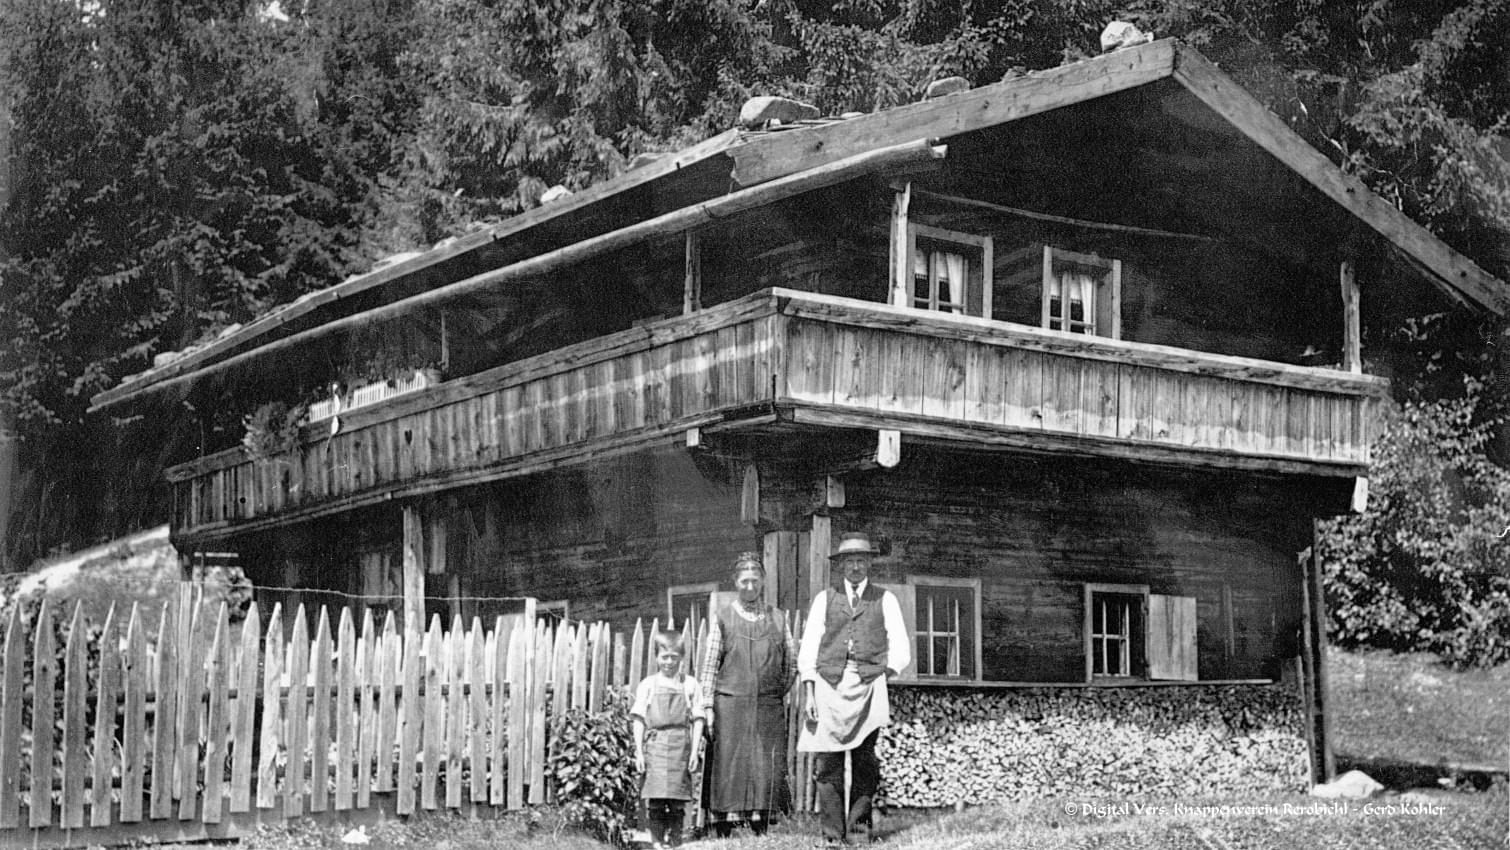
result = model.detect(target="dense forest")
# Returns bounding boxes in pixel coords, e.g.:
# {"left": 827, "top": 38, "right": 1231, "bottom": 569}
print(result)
{"left": 2, "top": 0, "right": 1508, "bottom": 662}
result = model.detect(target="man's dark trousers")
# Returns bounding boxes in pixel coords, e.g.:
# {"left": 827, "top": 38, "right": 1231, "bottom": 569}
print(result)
{"left": 814, "top": 729, "right": 880, "bottom": 844}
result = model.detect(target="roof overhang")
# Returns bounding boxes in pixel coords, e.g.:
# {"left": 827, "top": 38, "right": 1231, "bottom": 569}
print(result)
{"left": 90, "top": 38, "right": 1510, "bottom": 412}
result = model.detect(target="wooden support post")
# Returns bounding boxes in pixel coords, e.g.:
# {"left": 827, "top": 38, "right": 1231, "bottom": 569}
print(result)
{"left": 763, "top": 532, "right": 798, "bottom": 612}
{"left": 889, "top": 183, "right": 911, "bottom": 307}
{"left": 825, "top": 476, "right": 845, "bottom": 509}
{"left": 877, "top": 430, "right": 901, "bottom": 468}
{"left": 402, "top": 505, "right": 425, "bottom": 633}
{"left": 1307, "top": 537, "right": 1336, "bottom": 780}
{"left": 808, "top": 515, "right": 832, "bottom": 602}
{"left": 1296, "top": 547, "right": 1320, "bottom": 785}
{"left": 683, "top": 231, "right": 702, "bottom": 314}
{"left": 1340, "top": 260, "right": 1361, "bottom": 373}
{"left": 741, "top": 464, "right": 761, "bottom": 526}
{"left": 426, "top": 511, "right": 447, "bottom": 576}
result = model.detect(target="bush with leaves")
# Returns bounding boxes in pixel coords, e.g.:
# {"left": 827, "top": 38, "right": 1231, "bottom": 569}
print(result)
{"left": 547, "top": 689, "right": 640, "bottom": 845}
{"left": 1318, "top": 379, "right": 1510, "bottom": 668}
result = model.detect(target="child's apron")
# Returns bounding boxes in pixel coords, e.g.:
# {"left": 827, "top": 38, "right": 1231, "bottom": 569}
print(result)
{"left": 641, "top": 680, "right": 693, "bottom": 800}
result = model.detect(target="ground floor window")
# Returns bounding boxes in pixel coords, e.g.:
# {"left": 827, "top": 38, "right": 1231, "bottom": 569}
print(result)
{"left": 1082, "top": 583, "right": 1199, "bottom": 682}
{"left": 1085, "top": 583, "right": 1148, "bottom": 681}
{"left": 879, "top": 576, "right": 981, "bottom": 681}
{"left": 666, "top": 582, "right": 719, "bottom": 630}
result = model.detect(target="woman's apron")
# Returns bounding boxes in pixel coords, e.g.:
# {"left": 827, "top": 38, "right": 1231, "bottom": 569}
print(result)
{"left": 707, "top": 605, "right": 789, "bottom": 814}
{"left": 641, "top": 680, "right": 693, "bottom": 800}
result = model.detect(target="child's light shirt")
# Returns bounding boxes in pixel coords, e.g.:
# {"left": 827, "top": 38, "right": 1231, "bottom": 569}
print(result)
{"left": 630, "top": 672, "right": 710, "bottom": 725}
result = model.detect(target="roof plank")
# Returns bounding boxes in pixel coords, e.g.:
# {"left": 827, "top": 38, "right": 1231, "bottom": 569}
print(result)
{"left": 728, "top": 39, "right": 1178, "bottom": 187}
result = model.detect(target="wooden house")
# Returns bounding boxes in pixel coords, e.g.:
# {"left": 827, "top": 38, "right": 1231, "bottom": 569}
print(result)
{"left": 91, "top": 40, "right": 1508, "bottom": 790}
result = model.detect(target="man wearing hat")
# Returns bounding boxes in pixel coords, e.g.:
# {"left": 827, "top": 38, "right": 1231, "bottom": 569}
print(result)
{"left": 797, "top": 532, "right": 911, "bottom": 846}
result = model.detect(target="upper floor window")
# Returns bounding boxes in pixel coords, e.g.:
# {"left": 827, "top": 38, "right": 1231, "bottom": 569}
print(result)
{"left": 1042, "top": 246, "right": 1121, "bottom": 339}
{"left": 902, "top": 224, "right": 993, "bottom": 318}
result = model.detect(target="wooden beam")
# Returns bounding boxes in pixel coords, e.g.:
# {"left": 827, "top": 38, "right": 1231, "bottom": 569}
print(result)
{"left": 910, "top": 188, "right": 1222, "bottom": 242}
{"left": 877, "top": 429, "right": 902, "bottom": 468}
{"left": 1172, "top": 44, "right": 1510, "bottom": 316}
{"left": 94, "top": 140, "right": 945, "bottom": 411}
{"left": 889, "top": 182, "right": 911, "bottom": 307}
{"left": 730, "top": 39, "right": 1177, "bottom": 187}
{"left": 825, "top": 475, "right": 845, "bottom": 509}
{"left": 401, "top": 506, "right": 425, "bottom": 633}
{"left": 685, "top": 427, "right": 703, "bottom": 450}
{"left": 808, "top": 515, "right": 832, "bottom": 602}
{"left": 740, "top": 464, "right": 760, "bottom": 526}
{"left": 788, "top": 404, "right": 1369, "bottom": 479}
{"left": 1340, "top": 261, "right": 1361, "bottom": 373}
{"left": 683, "top": 231, "right": 702, "bottom": 314}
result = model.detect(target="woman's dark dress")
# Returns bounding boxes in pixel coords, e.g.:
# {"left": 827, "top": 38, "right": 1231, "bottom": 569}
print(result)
{"left": 705, "top": 603, "right": 790, "bottom": 818}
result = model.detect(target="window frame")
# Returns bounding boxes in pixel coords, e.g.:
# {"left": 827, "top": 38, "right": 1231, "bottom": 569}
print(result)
{"left": 1041, "top": 246, "right": 1121, "bottom": 339}
{"left": 1083, "top": 582, "right": 1150, "bottom": 683}
{"left": 904, "top": 223, "right": 994, "bottom": 319}
{"left": 905, "top": 575, "right": 983, "bottom": 682}
{"left": 666, "top": 581, "right": 720, "bottom": 631}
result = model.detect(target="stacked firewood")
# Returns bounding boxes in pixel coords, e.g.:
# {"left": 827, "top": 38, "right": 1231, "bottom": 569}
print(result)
{"left": 876, "top": 686, "right": 1308, "bottom": 807}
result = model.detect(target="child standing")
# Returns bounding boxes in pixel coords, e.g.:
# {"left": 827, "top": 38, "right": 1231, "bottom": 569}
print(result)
{"left": 631, "top": 630, "right": 707, "bottom": 849}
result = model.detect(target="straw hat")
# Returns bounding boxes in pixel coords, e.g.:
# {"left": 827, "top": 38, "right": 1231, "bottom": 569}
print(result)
{"left": 829, "top": 532, "right": 880, "bottom": 559}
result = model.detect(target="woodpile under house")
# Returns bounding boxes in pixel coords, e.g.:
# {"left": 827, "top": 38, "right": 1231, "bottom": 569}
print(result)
{"left": 93, "top": 40, "right": 1510, "bottom": 801}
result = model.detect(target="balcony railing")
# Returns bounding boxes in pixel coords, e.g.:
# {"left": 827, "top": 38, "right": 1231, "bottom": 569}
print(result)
{"left": 168, "top": 289, "right": 1385, "bottom": 541}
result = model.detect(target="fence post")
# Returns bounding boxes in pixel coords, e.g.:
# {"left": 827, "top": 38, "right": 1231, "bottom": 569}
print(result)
{"left": 121, "top": 605, "right": 147, "bottom": 822}
{"left": 90, "top": 604, "right": 120, "bottom": 828}
{"left": 31, "top": 600, "right": 57, "bottom": 828}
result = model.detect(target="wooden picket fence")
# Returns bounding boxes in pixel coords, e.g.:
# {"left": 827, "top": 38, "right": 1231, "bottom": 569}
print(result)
{"left": 0, "top": 585, "right": 818, "bottom": 844}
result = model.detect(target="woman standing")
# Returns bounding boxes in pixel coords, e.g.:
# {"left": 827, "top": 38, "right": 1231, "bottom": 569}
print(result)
{"left": 698, "top": 552, "right": 798, "bottom": 837}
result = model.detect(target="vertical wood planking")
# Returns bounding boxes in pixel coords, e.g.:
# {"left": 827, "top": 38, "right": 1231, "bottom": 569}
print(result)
{"left": 490, "top": 617, "right": 509, "bottom": 806}
{"left": 527, "top": 622, "right": 549, "bottom": 805}
{"left": 420, "top": 617, "right": 444, "bottom": 810}
{"left": 505, "top": 620, "right": 528, "bottom": 809}
{"left": 256, "top": 605, "right": 285, "bottom": 811}
{"left": 61, "top": 603, "right": 88, "bottom": 828}
{"left": 443, "top": 618, "right": 465, "bottom": 809}
{"left": 175, "top": 587, "right": 204, "bottom": 821}
{"left": 283, "top": 605, "right": 310, "bottom": 818}
{"left": 920, "top": 337, "right": 966, "bottom": 420}
{"left": 355, "top": 609, "right": 379, "bottom": 809}
{"left": 89, "top": 604, "right": 120, "bottom": 828}
{"left": 334, "top": 607, "right": 357, "bottom": 811}
{"left": 468, "top": 620, "right": 489, "bottom": 804}
{"left": 570, "top": 624, "right": 588, "bottom": 711}
{"left": 229, "top": 604, "right": 261, "bottom": 813}
{"left": 379, "top": 612, "right": 403, "bottom": 796}
{"left": 1002, "top": 348, "right": 1043, "bottom": 429}
{"left": 308, "top": 608, "right": 334, "bottom": 813}
{"left": 201, "top": 605, "right": 231, "bottom": 824}
{"left": 120, "top": 605, "right": 147, "bottom": 822}
{"left": 148, "top": 600, "right": 178, "bottom": 820}
{"left": 29, "top": 602, "right": 57, "bottom": 827}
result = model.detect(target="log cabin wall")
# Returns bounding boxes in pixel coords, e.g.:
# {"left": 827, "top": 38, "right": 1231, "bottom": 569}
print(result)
{"left": 696, "top": 179, "right": 1334, "bottom": 369}
{"left": 452, "top": 446, "right": 761, "bottom": 627}
{"left": 821, "top": 445, "right": 1344, "bottom": 682}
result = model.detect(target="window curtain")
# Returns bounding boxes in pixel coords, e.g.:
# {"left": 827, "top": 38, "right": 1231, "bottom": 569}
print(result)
{"left": 942, "top": 252, "right": 966, "bottom": 314}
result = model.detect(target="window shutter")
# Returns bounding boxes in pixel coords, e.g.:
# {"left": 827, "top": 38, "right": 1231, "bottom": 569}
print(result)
{"left": 875, "top": 582, "right": 916, "bottom": 682}
{"left": 1147, "top": 594, "right": 1197, "bottom": 681}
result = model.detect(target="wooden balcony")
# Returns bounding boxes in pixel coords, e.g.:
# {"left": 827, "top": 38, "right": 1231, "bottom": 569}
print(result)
{"left": 168, "top": 289, "right": 1385, "bottom": 542}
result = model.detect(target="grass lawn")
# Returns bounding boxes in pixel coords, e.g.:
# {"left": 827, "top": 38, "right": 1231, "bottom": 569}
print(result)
{"left": 1327, "top": 646, "right": 1510, "bottom": 770}
{"left": 237, "top": 788, "right": 1507, "bottom": 850}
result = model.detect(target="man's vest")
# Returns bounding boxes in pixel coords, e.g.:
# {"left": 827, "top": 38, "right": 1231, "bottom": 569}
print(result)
{"left": 814, "top": 583, "right": 889, "bottom": 686}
